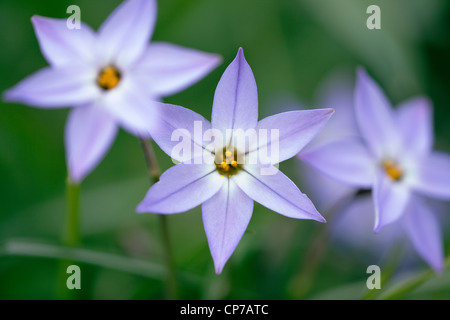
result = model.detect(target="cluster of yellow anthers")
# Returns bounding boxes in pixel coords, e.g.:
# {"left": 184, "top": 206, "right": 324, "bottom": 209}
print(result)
{"left": 382, "top": 159, "right": 403, "bottom": 181}
{"left": 97, "top": 66, "right": 121, "bottom": 91}
{"left": 216, "top": 149, "right": 240, "bottom": 177}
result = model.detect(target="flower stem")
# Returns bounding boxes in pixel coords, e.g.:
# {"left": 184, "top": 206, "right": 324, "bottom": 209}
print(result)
{"left": 288, "top": 191, "right": 361, "bottom": 299}
{"left": 57, "top": 177, "right": 81, "bottom": 299}
{"left": 64, "top": 179, "right": 81, "bottom": 247}
{"left": 140, "top": 138, "right": 178, "bottom": 299}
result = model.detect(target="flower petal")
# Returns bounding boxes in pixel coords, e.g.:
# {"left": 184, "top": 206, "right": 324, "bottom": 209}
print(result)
{"left": 409, "top": 151, "right": 450, "bottom": 200}
{"left": 202, "top": 178, "right": 253, "bottom": 274}
{"left": 149, "top": 103, "right": 214, "bottom": 162}
{"left": 65, "top": 104, "right": 118, "bottom": 183}
{"left": 98, "top": 0, "right": 156, "bottom": 67}
{"left": 396, "top": 96, "right": 433, "bottom": 157}
{"left": 373, "top": 169, "right": 411, "bottom": 232}
{"left": 233, "top": 165, "right": 325, "bottom": 222}
{"left": 136, "top": 164, "right": 224, "bottom": 214}
{"left": 211, "top": 48, "right": 258, "bottom": 134}
{"left": 4, "top": 67, "right": 99, "bottom": 108}
{"left": 248, "top": 109, "right": 334, "bottom": 164}
{"left": 31, "top": 15, "right": 96, "bottom": 67}
{"left": 403, "top": 196, "right": 444, "bottom": 272}
{"left": 299, "top": 138, "right": 375, "bottom": 188}
{"left": 354, "top": 68, "right": 400, "bottom": 157}
{"left": 101, "top": 82, "right": 158, "bottom": 138}
{"left": 134, "top": 42, "right": 221, "bottom": 97}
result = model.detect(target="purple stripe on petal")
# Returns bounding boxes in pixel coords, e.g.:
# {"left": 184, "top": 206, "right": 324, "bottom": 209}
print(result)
{"left": 98, "top": 0, "right": 157, "bottom": 67}
{"left": 65, "top": 104, "right": 118, "bottom": 183}
{"left": 149, "top": 103, "right": 214, "bottom": 162}
{"left": 299, "top": 138, "right": 375, "bottom": 189}
{"left": 403, "top": 196, "right": 444, "bottom": 272}
{"left": 212, "top": 48, "right": 258, "bottom": 134}
{"left": 202, "top": 178, "right": 253, "bottom": 274}
{"left": 136, "top": 164, "right": 224, "bottom": 214}
{"left": 31, "top": 16, "right": 96, "bottom": 67}
{"left": 249, "top": 108, "right": 334, "bottom": 164}
{"left": 135, "top": 42, "right": 221, "bottom": 97}
{"left": 410, "top": 151, "right": 450, "bottom": 201}
{"left": 354, "top": 68, "right": 400, "bottom": 158}
{"left": 233, "top": 165, "right": 325, "bottom": 222}
{"left": 4, "top": 67, "right": 99, "bottom": 108}
{"left": 373, "top": 170, "right": 410, "bottom": 232}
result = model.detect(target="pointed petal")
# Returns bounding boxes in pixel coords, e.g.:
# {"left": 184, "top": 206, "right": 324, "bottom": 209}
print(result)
{"left": 31, "top": 15, "right": 96, "bottom": 67}
{"left": 65, "top": 104, "right": 118, "bottom": 183}
{"left": 396, "top": 96, "right": 433, "bottom": 157}
{"left": 136, "top": 164, "right": 224, "bottom": 214}
{"left": 354, "top": 68, "right": 400, "bottom": 157}
{"left": 135, "top": 42, "right": 221, "bottom": 96}
{"left": 248, "top": 108, "right": 334, "bottom": 164}
{"left": 212, "top": 48, "right": 258, "bottom": 133}
{"left": 409, "top": 151, "right": 450, "bottom": 200}
{"left": 403, "top": 196, "right": 444, "bottom": 272}
{"left": 233, "top": 165, "right": 325, "bottom": 222}
{"left": 202, "top": 178, "right": 253, "bottom": 274}
{"left": 149, "top": 103, "right": 213, "bottom": 162}
{"left": 4, "top": 67, "right": 99, "bottom": 108}
{"left": 373, "top": 170, "right": 411, "bottom": 232}
{"left": 299, "top": 138, "right": 375, "bottom": 188}
{"left": 98, "top": 0, "right": 157, "bottom": 67}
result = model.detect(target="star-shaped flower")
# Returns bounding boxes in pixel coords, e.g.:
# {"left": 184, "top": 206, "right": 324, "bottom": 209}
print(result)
{"left": 300, "top": 68, "right": 450, "bottom": 271}
{"left": 136, "top": 48, "right": 333, "bottom": 274}
{"left": 3, "top": 0, "right": 221, "bottom": 182}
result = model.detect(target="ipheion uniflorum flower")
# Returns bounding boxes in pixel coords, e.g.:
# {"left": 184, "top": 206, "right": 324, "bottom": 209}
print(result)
{"left": 3, "top": 0, "right": 221, "bottom": 182}
{"left": 137, "top": 48, "right": 334, "bottom": 274}
{"left": 300, "top": 68, "right": 450, "bottom": 272}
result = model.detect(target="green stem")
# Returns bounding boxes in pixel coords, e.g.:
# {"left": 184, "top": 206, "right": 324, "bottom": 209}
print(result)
{"left": 64, "top": 179, "right": 81, "bottom": 247}
{"left": 140, "top": 138, "right": 178, "bottom": 299}
{"left": 57, "top": 177, "right": 81, "bottom": 299}
{"left": 288, "top": 191, "right": 361, "bottom": 299}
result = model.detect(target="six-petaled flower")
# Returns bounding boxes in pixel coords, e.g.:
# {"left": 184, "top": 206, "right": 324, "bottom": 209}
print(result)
{"left": 3, "top": 0, "right": 221, "bottom": 182}
{"left": 136, "top": 48, "right": 333, "bottom": 273}
{"left": 300, "top": 68, "right": 450, "bottom": 272}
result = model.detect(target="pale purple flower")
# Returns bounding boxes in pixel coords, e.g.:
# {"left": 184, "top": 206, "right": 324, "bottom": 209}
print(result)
{"left": 136, "top": 48, "right": 333, "bottom": 274}
{"left": 3, "top": 0, "right": 221, "bottom": 182}
{"left": 300, "top": 68, "right": 450, "bottom": 272}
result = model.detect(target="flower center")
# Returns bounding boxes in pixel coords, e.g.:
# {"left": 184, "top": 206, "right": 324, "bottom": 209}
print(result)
{"left": 382, "top": 159, "right": 403, "bottom": 181}
{"left": 97, "top": 66, "right": 121, "bottom": 91}
{"left": 215, "top": 148, "right": 241, "bottom": 176}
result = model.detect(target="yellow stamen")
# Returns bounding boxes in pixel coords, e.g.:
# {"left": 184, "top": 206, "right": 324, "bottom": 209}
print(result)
{"left": 216, "top": 147, "right": 241, "bottom": 176}
{"left": 382, "top": 160, "right": 403, "bottom": 181}
{"left": 97, "top": 66, "right": 121, "bottom": 91}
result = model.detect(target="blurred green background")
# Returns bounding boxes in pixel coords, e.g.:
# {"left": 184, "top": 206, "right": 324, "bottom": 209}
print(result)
{"left": 1, "top": 0, "right": 450, "bottom": 300}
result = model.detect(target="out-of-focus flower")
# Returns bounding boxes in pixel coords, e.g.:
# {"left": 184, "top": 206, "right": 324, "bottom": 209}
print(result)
{"left": 297, "top": 71, "right": 404, "bottom": 254}
{"left": 137, "top": 48, "right": 333, "bottom": 274}
{"left": 3, "top": 0, "right": 221, "bottom": 182}
{"left": 300, "top": 68, "right": 450, "bottom": 271}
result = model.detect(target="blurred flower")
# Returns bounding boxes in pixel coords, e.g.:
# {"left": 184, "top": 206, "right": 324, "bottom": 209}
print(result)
{"left": 137, "top": 48, "right": 333, "bottom": 274}
{"left": 297, "top": 71, "right": 404, "bottom": 255}
{"left": 3, "top": 0, "right": 221, "bottom": 182}
{"left": 300, "top": 68, "right": 450, "bottom": 271}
